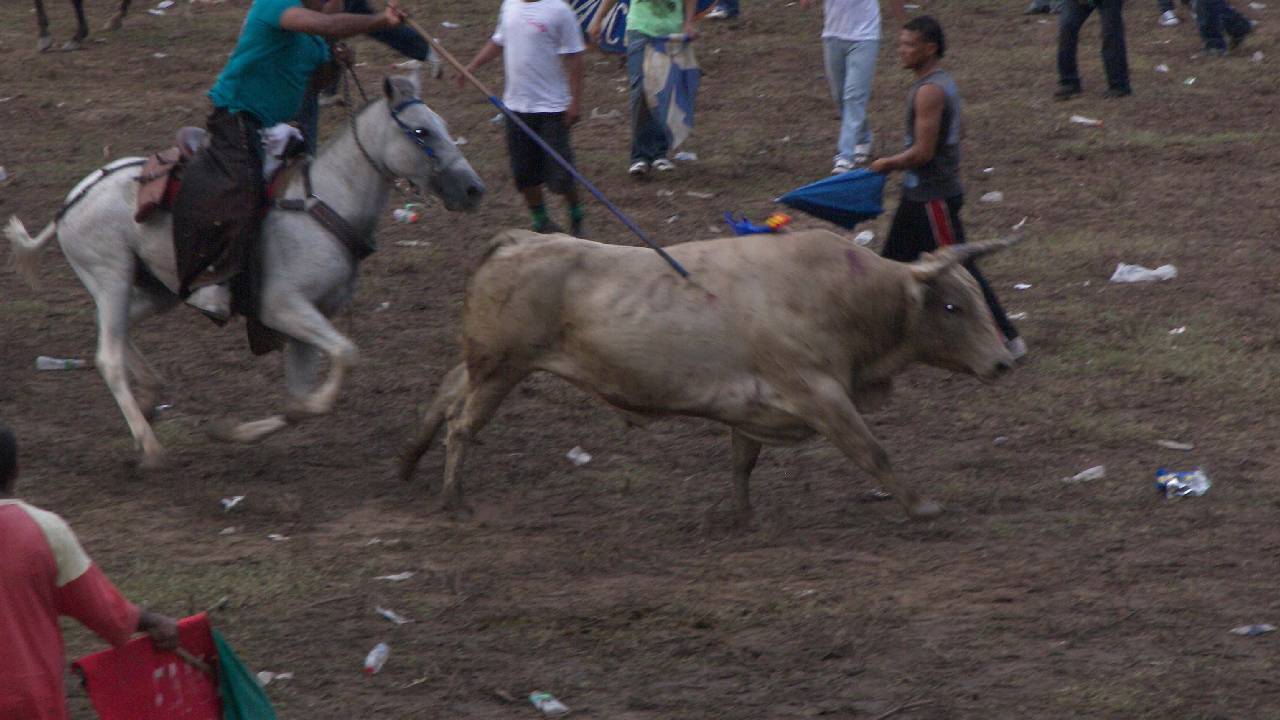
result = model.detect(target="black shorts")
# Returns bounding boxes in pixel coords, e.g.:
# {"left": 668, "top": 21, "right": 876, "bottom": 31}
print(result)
{"left": 881, "top": 194, "right": 966, "bottom": 262}
{"left": 506, "top": 111, "right": 575, "bottom": 194}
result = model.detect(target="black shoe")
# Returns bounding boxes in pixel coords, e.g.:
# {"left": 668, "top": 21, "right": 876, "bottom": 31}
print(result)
{"left": 1229, "top": 22, "right": 1255, "bottom": 50}
{"left": 570, "top": 218, "right": 585, "bottom": 238}
{"left": 533, "top": 218, "right": 564, "bottom": 234}
{"left": 1024, "top": 2, "right": 1050, "bottom": 13}
{"left": 1053, "top": 84, "right": 1082, "bottom": 100}
{"left": 1103, "top": 87, "right": 1132, "bottom": 98}
{"left": 1205, "top": 46, "right": 1228, "bottom": 56}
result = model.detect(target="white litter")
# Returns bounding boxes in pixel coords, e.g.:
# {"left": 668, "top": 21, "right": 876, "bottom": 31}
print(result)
{"left": 490, "top": 113, "right": 504, "bottom": 124}
{"left": 219, "top": 527, "right": 238, "bottom": 535}
{"left": 979, "top": 191, "right": 1004, "bottom": 203}
{"left": 1008, "top": 312, "right": 1028, "bottom": 320}
{"left": 1063, "top": 465, "right": 1106, "bottom": 483}
{"left": 376, "top": 606, "right": 413, "bottom": 625}
{"left": 656, "top": 189, "right": 675, "bottom": 197}
{"left": 157, "top": 0, "right": 175, "bottom": 7}
{"left": 1252, "top": 50, "right": 1265, "bottom": 63}
{"left": 982, "top": 167, "right": 994, "bottom": 174}
{"left": 256, "top": 671, "right": 293, "bottom": 687}
{"left": 376, "top": 572, "right": 415, "bottom": 582}
{"left": 1183, "top": 76, "right": 1197, "bottom": 85}
{"left": 1014, "top": 283, "right": 1033, "bottom": 290}
{"left": 1155, "top": 63, "right": 1170, "bottom": 73}
{"left": 1156, "top": 439, "right": 1195, "bottom": 451}
{"left": 453, "top": 137, "right": 468, "bottom": 146}
{"left": 665, "top": 214, "right": 679, "bottom": 224}
{"left": 1169, "top": 326, "right": 1187, "bottom": 335}
{"left": 566, "top": 446, "right": 592, "bottom": 466}
{"left": 1230, "top": 623, "right": 1276, "bottom": 636}
{"left": 1248, "top": 2, "right": 1265, "bottom": 8}
{"left": 267, "top": 533, "right": 290, "bottom": 542}
{"left": 529, "top": 692, "right": 570, "bottom": 716}
{"left": 685, "top": 191, "right": 715, "bottom": 199}
{"left": 147, "top": 8, "right": 165, "bottom": 15}
{"left": 220, "top": 496, "right": 245, "bottom": 512}
{"left": 589, "top": 107, "right": 621, "bottom": 121}
{"left": 0, "top": 97, "right": 14, "bottom": 103}
{"left": 395, "top": 59, "right": 421, "bottom": 69}
{"left": 441, "top": 21, "right": 461, "bottom": 28}
{"left": 853, "top": 230, "right": 875, "bottom": 246}
{"left": 394, "top": 240, "right": 429, "bottom": 247}
{"left": 1069, "top": 114, "right": 1104, "bottom": 127}
{"left": 152, "top": 52, "right": 168, "bottom": 58}
{"left": 674, "top": 151, "right": 698, "bottom": 161}
{"left": 1109, "top": 263, "right": 1177, "bottom": 283}
{"left": 780, "top": 135, "right": 791, "bottom": 143}
{"left": 375, "top": 302, "right": 391, "bottom": 312}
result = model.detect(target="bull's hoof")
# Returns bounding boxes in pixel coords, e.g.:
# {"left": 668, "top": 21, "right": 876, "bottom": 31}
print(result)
{"left": 138, "top": 449, "right": 165, "bottom": 472}
{"left": 37, "top": 35, "right": 54, "bottom": 52}
{"left": 61, "top": 38, "right": 82, "bottom": 52}
{"left": 431, "top": 495, "right": 474, "bottom": 522}
{"left": 102, "top": 12, "right": 125, "bottom": 31}
{"left": 907, "top": 498, "right": 944, "bottom": 520}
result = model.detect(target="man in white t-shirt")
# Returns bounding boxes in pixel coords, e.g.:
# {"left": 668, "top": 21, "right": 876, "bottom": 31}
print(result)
{"left": 801, "top": 0, "right": 904, "bottom": 174}
{"left": 462, "top": 0, "right": 588, "bottom": 236}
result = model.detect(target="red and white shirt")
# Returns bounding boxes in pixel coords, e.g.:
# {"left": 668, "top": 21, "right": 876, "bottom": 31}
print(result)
{"left": 0, "top": 499, "right": 140, "bottom": 720}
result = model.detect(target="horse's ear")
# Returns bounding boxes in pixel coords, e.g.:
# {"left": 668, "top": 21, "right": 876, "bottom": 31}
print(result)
{"left": 383, "top": 75, "right": 416, "bottom": 104}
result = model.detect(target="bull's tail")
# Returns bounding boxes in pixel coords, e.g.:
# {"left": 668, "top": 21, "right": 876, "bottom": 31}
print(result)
{"left": 4, "top": 216, "right": 58, "bottom": 289}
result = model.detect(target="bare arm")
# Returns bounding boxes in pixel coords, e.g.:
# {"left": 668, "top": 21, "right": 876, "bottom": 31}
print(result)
{"left": 137, "top": 609, "right": 179, "bottom": 651}
{"left": 683, "top": 0, "right": 699, "bottom": 38}
{"left": 587, "top": 0, "right": 620, "bottom": 44}
{"left": 870, "top": 83, "right": 945, "bottom": 173}
{"left": 563, "top": 51, "right": 585, "bottom": 125}
{"left": 279, "top": 4, "right": 402, "bottom": 40}
{"left": 458, "top": 39, "right": 504, "bottom": 89}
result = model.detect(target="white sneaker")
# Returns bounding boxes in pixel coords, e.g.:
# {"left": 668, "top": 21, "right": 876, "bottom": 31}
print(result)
{"left": 831, "top": 158, "right": 855, "bottom": 174}
{"left": 651, "top": 157, "right": 675, "bottom": 172}
{"left": 706, "top": 5, "right": 729, "bottom": 19}
{"left": 1159, "top": 10, "right": 1180, "bottom": 26}
{"left": 1005, "top": 336, "right": 1028, "bottom": 361}
{"left": 629, "top": 160, "right": 650, "bottom": 177}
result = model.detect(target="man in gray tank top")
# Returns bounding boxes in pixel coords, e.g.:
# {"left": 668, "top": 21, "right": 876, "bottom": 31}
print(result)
{"left": 869, "top": 16, "right": 1025, "bottom": 360}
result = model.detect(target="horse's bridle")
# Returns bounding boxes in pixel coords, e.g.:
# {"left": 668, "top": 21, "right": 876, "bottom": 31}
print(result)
{"left": 345, "top": 77, "right": 446, "bottom": 189}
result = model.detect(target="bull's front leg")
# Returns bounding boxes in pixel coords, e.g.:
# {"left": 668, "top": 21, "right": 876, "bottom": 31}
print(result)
{"left": 727, "top": 429, "right": 761, "bottom": 527}
{"left": 786, "top": 375, "right": 942, "bottom": 520}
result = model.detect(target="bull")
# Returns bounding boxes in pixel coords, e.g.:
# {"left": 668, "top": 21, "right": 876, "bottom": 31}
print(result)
{"left": 400, "top": 227, "right": 1022, "bottom": 522}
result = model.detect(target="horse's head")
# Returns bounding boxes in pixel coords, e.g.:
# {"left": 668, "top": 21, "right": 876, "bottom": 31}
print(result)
{"left": 377, "top": 74, "right": 485, "bottom": 212}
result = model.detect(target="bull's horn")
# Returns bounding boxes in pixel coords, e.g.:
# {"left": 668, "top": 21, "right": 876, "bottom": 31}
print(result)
{"left": 909, "top": 223, "right": 1028, "bottom": 283}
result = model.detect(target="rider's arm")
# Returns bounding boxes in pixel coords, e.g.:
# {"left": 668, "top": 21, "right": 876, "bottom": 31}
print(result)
{"left": 279, "top": 4, "right": 401, "bottom": 40}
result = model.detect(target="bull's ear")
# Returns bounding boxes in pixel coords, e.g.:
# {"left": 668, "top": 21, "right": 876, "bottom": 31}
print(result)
{"left": 908, "top": 224, "right": 1028, "bottom": 283}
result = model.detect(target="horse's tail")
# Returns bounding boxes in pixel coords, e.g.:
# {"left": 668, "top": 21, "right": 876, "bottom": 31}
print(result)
{"left": 4, "top": 216, "right": 58, "bottom": 289}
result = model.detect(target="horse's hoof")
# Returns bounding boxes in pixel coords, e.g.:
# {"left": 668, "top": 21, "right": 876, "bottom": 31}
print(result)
{"left": 37, "top": 35, "right": 54, "bottom": 52}
{"left": 138, "top": 450, "right": 164, "bottom": 472}
{"left": 431, "top": 495, "right": 474, "bottom": 522}
{"left": 907, "top": 498, "right": 943, "bottom": 520}
{"left": 61, "top": 39, "right": 82, "bottom": 52}
{"left": 102, "top": 13, "right": 124, "bottom": 31}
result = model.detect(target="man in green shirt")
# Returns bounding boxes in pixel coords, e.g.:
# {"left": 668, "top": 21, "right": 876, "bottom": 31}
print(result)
{"left": 173, "top": 0, "right": 404, "bottom": 322}
{"left": 588, "top": 0, "right": 699, "bottom": 177}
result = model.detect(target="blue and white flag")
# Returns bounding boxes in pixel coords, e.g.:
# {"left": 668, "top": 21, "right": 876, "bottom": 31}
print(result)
{"left": 643, "top": 36, "right": 700, "bottom": 151}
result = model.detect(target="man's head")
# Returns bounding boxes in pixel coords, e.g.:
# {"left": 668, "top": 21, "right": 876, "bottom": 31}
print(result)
{"left": 898, "top": 15, "right": 945, "bottom": 71}
{"left": 0, "top": 423, "right": 17, "bottom": 495}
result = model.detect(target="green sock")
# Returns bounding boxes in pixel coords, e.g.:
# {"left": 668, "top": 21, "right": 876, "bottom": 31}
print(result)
{"left": 530, "top": 204, "right": 549, "bottom": 230}
{"left": 569, "top": 204, "right": 585, "bottom": 224}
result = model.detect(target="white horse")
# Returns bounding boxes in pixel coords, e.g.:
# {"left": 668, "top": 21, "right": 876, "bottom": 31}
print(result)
{"left": 5, "top": 75, "right": 484, "bottom": 468}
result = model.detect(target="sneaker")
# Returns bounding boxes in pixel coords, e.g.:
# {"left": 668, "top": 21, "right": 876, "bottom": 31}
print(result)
{"left": 831, "top": 157, "right": 856, "bottom": 174}
{"left": 570, "top": 217, "right": 585, "bottom": 237}
{"left": 1005, "top": 336, "right": 1028, "bottom": 361}
{"left": 706, "top": 5, "right": 730, "bottom": 19}
{"left": 1103, "top": 87, "right": 1132, "bottom": 98}
{"left": 533, "top": 217, "right": 564, "bottom": 234}
{"left": 651, "top": 157, "right": 675, "bottom": 172}
{"left": 628, "top": 160, "right": 650, "bottom": 177}
{"left": 1053, "top": 84, "right": 1082, "bottom": 101}
{"left": 1159, "top": 10, "right": 1180, "bottom": 26}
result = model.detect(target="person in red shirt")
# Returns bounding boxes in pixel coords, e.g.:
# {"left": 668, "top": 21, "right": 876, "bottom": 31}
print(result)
{"left": 0, "top": 423, "right": 180, "bottom": 720}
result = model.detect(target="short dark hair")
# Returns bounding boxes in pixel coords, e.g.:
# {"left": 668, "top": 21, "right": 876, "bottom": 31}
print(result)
{"left": 0, "top": 423, "right": 16, "bottom": 487}
{"left": 904, "top": 15, "right": 946, "bottom": 58}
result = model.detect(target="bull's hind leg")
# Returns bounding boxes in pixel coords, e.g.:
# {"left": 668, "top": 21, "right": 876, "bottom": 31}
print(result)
{"left": 399, "top": 363, "right": 467, "bottom": 485}
{"left": 787, "top": 374, "right": 941, "bottom": 520}
{"left": 437, "top": 367, "right": 525, "bottom": 519}
{"left": 728, "top": 429, "right": 762, "bottom": 526}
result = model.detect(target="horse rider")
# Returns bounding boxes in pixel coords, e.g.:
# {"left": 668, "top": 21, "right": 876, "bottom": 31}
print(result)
{"left": 173, "top": 0, "right": 406, "bottom": 324}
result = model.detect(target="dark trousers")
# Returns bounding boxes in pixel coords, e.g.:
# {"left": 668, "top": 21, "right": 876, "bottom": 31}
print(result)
{"left": 881, "top": 195, "right": 1020, "bottom": 341}
{"left": 1194, "top": 0, "right": 1252, "bottom": 49}
{"left": 171, "top": 107, "right": 264, "bottom": 297}
{"left": 1058, "top": 0, "right": 1131, "bottom": 93}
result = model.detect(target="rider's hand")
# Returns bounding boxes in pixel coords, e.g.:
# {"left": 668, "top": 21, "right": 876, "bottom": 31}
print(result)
{"left": 382, "top": 1, "right": 405, "bottom": 28}
{"left": 332, "top": 42, "right": 354, "bottom": 67}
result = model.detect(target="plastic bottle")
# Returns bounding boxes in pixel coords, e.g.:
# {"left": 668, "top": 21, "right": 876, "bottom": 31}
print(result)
{"left": 363, "top": 642, "right": 390, "bottom": 674}
{"left": 35, "top": 356, "right": 89, "bottom": 371}
{"left": 529, "top": 692, "right": 570, "bottom": 716}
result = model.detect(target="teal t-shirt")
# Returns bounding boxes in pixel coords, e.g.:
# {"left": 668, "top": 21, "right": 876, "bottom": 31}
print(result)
{"left": 208, "top": 0, "right": 330, "bottom": 125}
{"left": 628, "top": 0, "right": 686, "bottom": 37}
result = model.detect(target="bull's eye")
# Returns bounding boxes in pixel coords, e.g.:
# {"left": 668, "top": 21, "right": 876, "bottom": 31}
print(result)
{"left": 943, "top": 303, "right": 960, "bottom": 314}
{"left": 413, "top": 128, "right": 429, "bottom": 138}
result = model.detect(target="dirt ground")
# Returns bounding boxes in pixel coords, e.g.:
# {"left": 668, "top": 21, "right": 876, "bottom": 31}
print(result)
{"left": 3, "top": 0, "right": 1280, "bottom": 717}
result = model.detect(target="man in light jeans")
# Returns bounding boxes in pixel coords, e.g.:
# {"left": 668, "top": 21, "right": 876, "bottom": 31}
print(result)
{"left": 802, "top": 0, "right": 905, "bottom": 174}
